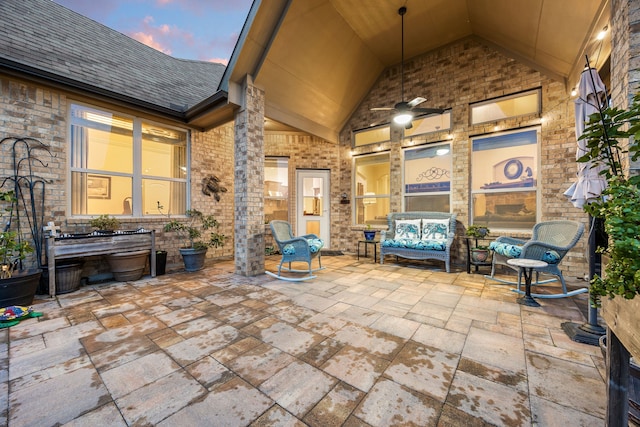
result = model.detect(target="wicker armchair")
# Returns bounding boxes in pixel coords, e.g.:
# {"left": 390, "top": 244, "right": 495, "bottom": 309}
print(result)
{"left": 267, "top": 220, "right": 324, "bottom": 281}
{"left": 487, "top": 220, "right": 587, "bottom": 298}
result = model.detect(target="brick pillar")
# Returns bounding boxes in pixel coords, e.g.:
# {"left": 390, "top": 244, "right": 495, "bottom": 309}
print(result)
{"left": 234, "top": 76, "right": 265, "bottom": 276}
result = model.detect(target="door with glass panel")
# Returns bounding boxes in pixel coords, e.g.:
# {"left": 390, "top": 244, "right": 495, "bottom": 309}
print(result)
{"left": 296, "top": 169, "right": 330, "bottom": 248}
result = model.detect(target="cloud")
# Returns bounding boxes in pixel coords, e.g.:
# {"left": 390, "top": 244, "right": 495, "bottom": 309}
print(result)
{"left": 130, "top": 31, "right": 172, "bottom": 55}
{"left": 208, "top": 58, "right": 229, "bottom": 65}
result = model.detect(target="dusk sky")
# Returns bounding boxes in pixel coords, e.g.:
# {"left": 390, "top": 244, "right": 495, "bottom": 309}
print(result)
{"left": 52, "top": 0, "right": 253, "bottom": 64}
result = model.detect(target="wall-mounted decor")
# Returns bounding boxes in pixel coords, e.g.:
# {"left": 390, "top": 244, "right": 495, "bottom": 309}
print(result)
{"left": 87, "top": 175, "right": 110, "bottom": 199}
{"left": 202, "top": 175, "right": 228, "bottom": 201}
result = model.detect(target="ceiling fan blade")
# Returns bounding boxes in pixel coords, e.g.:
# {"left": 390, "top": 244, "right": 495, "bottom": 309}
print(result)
{"left": 412, "top": 107, "right": 445, "bottom": 115}
{"left": 407, "top": 97, "right": 426, "bottom": 108}
{"left": 370, "top": 107, "right": 395, "bottom": 111}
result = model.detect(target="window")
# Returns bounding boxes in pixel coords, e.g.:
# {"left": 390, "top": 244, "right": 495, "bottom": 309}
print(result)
{"left": 470, "top": 89, "right": 541, "bottom": 125}
{"left": 352, "top": 125, "right": 391, "bottom": 147}
{"left": 403, "top": 143, "right": 451, "bottom": 212}
{"left": 70, "top": 104, "right": 188, "bottom": 216}
{"left": 265, "top": 157, "right": 289, "bottom": 222}
{"left": 471, "top": 128, "right": 539, "bottom": 230}
{"left": 404, "top": 111, "right": 451, "bottom": 137}
{"left": 354, "top": 153, "right": 390, "bottom": 226}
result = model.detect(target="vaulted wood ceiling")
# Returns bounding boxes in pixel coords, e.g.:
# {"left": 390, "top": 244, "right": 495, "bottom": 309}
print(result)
{"left": 222, "top": 0, "right": 610, "bottom": 142}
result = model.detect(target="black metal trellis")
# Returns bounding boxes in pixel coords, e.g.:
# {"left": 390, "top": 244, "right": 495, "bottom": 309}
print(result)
{"left": 0, "top": 136, "right": 54, "bottom": 270}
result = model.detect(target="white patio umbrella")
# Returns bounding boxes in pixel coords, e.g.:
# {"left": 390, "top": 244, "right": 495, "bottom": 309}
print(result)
{"left": 563, "top": 67, "right": 608, "bottom": 207}
{"left": 562, "top": 66, "right": 608, "bottom": 344}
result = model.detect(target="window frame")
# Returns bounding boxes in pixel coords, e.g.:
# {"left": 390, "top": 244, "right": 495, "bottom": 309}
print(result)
{"left": 352, "top": 152, "right": 391, "bottom": 226}
{"left": 470, "top": 88, "right": 541, "bottom": 125}
{"left": 402, "top": 141, "right": 452, "bottom": 213}
{"left": 351, "top": 124, "right": 391, "bottom": 148}
{"left": 68, "top": 102, "right": 190, "bottom": 218}
{"left": 264, "top": 156, "right": 290, "bottom": 223}
{"left": 470, "top": 127, "right": 540, "bottom": 231}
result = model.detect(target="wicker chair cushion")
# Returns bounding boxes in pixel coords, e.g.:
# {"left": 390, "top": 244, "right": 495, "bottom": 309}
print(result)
{"left": 283, "top": 238, "right": 324, "bottom": 255}
{"left": 381, "top": 239, "right": 446, "bottom": 251}
{"left": 489, "top": 241, "right": 560, "bottom": 264}
{"left": 395, "top": 219, "right": 422, "bottom": 240}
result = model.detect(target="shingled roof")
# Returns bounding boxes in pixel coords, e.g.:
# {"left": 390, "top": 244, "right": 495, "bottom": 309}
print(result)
{"left": 0, "top": 0, "right": 225, "bottom": 116}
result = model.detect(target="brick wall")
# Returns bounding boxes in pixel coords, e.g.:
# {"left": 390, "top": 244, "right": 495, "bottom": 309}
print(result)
{"left": 339, "top": 38, "right": 589, "bottom": 278}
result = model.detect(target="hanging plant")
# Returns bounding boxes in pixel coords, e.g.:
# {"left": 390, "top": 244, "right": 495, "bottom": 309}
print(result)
{"left": 579, "top": 93, "right": 640, "bottom": 305}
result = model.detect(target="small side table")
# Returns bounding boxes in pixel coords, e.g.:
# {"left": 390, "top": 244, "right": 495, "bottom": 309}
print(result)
{"left": 358, "top": 240, "right": 378, "bottom": 263}
{"left": 465, "top": 238, "right": 492, "bottom": 274}
{"left": 507, "top": 258, "right": 548, "bottom": 307}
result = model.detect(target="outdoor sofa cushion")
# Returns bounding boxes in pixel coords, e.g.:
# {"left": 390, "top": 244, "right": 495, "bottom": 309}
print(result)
{"left": 381, "top": 239, "right": 446, "bottom": 251}
{"left": 489, "top": 241, "right": 560, "bottom": 264}
{"left": 283, "top": 238, "right": 324, "bottom": 255}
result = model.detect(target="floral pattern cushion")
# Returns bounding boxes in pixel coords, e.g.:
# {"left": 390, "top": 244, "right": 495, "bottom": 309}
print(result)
{"left": 489, "top": 241, "right": 560, "bottom": 264}
{"left": 381, "top": 239, "right": 446, "bottom": 251}
{"left": 283, "top": 238, "right": 324, "bottom": 255}
{"left": 421, "top": 219, "right": 449, "bottom": 241}
{"left": 394, "top": 219, "right": 422, "bottom": 240}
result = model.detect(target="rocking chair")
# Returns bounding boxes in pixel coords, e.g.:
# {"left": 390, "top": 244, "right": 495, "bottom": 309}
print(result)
{"left": 266, "top": 220, "right": 324, "bottom": 281}
{"left": 485, "top": 220, "right": 587, "bottom": 298}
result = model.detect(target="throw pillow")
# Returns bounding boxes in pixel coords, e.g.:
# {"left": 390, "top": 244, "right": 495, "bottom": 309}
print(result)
{"left": 421, "top": 218, "right": 449, "bottom": 241}
{"left": 395, "top": 219, "right": 422, "bottom": 240}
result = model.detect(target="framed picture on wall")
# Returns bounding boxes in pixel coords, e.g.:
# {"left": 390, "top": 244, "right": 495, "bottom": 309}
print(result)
{"left": 87, "top": 175, "right": 111, "bottom": 199}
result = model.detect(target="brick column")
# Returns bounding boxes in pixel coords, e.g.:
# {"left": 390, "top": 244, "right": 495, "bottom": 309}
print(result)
{"left": 234, "top": 76, "right": 265, "bottom": 276}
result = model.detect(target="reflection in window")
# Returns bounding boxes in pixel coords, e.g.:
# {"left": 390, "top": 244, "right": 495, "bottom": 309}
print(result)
{"left": 70, "top": 104, "right": 188, "bottom": 216}
{"left": 403, "top": 143, "right": 451, "bottom": 212}
{"left": 404, "top": 111, "right": 451, "bottom": 137}
{"left": 471, "top": 128, "right": 539, "bottom": 230}
{"left": 470, "top": 89, "right": 541, "bottom": 125}
{"left": 354, "top": 153, "right": 390, "bottom": 226}
{"left": 265, "top": 158, "right": 289, "bottom": 222}
{"left": 352, "top": 125, "right": 390, "bottom": 147}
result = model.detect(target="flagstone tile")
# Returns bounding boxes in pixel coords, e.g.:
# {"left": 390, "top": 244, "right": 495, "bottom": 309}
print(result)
{"left": 206, "top": 290, "right": 247, "bottom": 307}
{"left": 354, "top": 378, "right": 441, "bottom": 426}
{"left": 252, "top": 404, "right": 307, "bottom": 426}
{"left": 259, "top": 361, "right": 336, "bottom": 417}
{"left": 171, "top": 315, "right": 223, "bottom": 338}
{"left": 227, "top": 343, "right": 295, "bottom": 387}
{"left": 437, "top": 403, "right": 496, "bottom": 427}
{"left": 405, "top": 312, "right": 447, "bottom": 328}
{"left": 526, "top": 351, "right": 606, "bottom": 418}
{"left": 9, "top": 366, "right": 110, "bottom": 427}
{"left": 321, "top": 345, "right": 390, "bottom": 392}
{"left": 456, "top": 357, "right": 527, "bottom": 392}
{"left": 412, "top": 323, "right": 466, "bottom": 355}
{"left": 384, "top": 340, "right": 459, "bottom": 401}
{"left": 158, "top": 376, "right": 272, "bottom": 426}
{"left": 335, "top": 305, "right": 383, "bottom": 326}
{"left": 447, "top": 370, "right": 530, "bottom": 426}
{"left": 303, "top": 381, "right": 365, "bottom": 426}
{"left": 529, "top": 395, "right": 604, "bottom": 426}
{"left": 57, "top": 401, "right": 127, "bottom": 427}
{"left": 370, "top": 314, "right": 420, "bottom": 339}
{"left": 116, "top": 370, "right": 205, "bottom": 425}
{"left": 186, "top": 355, "right": 234, "bottom": 389}
{"left": 300, "top": 338, "right": 343, "bottom": 367}
{"left": 461, "top": 327, "right": 526, "bottom": 374}
{"left": 9, "top": 338, "right": 86, "bottom": 380}
{"left": 291, "top": 292, "right": 336, "bottom": 312}
{"left": 214, "top": 304, "right": 268, "bottom": 328}
{"left": 165, "top": 325, "right": 239, "bottom": 366}
{"left": 332, "top": 324, "right": 404, "bottom": 359}
{"left": 443, "top": 314, "right": 474, "bottom": 335}
{"left": 299, "top": 312, "right": 348, "bottom": 336}
{"left": 211, "top": 336, "right": 262, "bottom": 363}
{"left": 91, "top": 302, "right": 139, "bottom": 318}
{"left": 147, "top": 327, "right": 184, "bottom": 348}
{"left": 89, "top": 335, "right": 159, "bottom": 372}
{"left": 410, "top": 301, "right": 453, "bottom": 322}
{"left": 100, "top": 350, "right": 180, "bottom": 398}
{"left": 255, "top": 321, "right": 325, "bottom": 356}
{"left": 369, "top": 299, "right": 412, "bottom": 318}
{"left": 9, "top": 316, "right": 70, "bottom": 340}
{"left": 156, "top": 306, "right": 207, "bottom": 327}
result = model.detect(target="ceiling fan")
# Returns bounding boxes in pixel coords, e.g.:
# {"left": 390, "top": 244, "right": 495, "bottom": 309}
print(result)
{"left": 371, "top": 6, "right": 444, "bottom": 129}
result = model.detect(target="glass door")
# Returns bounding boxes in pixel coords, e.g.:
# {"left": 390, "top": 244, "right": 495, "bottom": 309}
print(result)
{"left": 296, "top": 169, "right": 330, "bottom": 248}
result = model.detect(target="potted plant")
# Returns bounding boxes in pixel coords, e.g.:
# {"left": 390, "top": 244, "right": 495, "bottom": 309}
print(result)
{"left": 0, "top": 190, "right": 40, "bottom": 306}
{"left": 89, "top": 214, "right": 120, "bottom": 233}
{"left": 159, "top": 203, "right": 225, "bottom": 272}
{"left": 466, "top": 224, "right": 491, "bottom": 263}
{"left": 363, "top": 224, "right": 376, "bottom": 241}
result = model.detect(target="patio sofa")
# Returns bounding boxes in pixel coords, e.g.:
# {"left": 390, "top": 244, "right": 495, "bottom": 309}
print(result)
{"left": 380, "top": 212, "right": 457, "bottom": 272}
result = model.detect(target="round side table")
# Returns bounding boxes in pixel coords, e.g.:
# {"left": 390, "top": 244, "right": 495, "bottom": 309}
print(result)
{"left": 507, "top": 258, "right": 548, "bottom": 307}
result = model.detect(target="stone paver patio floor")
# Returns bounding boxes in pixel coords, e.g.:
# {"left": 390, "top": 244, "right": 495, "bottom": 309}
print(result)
{"left": 1, "top": 254, "right": 606, "bottom": 426}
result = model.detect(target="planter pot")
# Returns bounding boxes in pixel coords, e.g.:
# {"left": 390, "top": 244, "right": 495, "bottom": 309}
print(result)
{"left": 151, "top": 251, "right": 167, "bottom": 276}
{"left": 179, "top": 247, "right": 208, "bottom": 272}
{"left": 363, "top": 230, "right": 376, "bottom": 241}
{"left": 0, "top": 269, "right": 41, "bottom": 307}
{"left": 39, "top": 261, "right": 83, "bottom": 295}
{"left": 106, "top": 250, "right": 149, "bottom": 282}
{"left": 470, "top": 248, "right": 490, "bottom": 263}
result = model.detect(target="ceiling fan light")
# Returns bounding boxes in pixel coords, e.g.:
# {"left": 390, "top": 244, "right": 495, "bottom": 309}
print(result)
{"left": 393, "top": 112, "right": 413, "bottom": 125}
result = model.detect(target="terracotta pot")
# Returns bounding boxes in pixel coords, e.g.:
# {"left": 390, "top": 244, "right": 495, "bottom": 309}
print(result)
{"left": 106, "top": 250, "right": 149, "bottom": 282}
